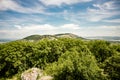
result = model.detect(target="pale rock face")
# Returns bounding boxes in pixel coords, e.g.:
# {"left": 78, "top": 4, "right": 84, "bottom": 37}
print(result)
{"left": 21, "top": 68, "right": 42, "bottom": 80}
{"left": 21, "top": 68, "right": 53, "bottom": 80}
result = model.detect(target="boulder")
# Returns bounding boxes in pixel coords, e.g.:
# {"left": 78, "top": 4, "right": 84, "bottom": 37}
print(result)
{"left": 21, "top": 68, "right": 53, "bottom": 80}
{"left": 21, "top": 68, "right": 42, "bottom": 80}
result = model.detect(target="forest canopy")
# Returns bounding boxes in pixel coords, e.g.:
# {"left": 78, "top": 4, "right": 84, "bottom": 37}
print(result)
{"left": 0, "top": 38, "right": 120, "bottom": 80}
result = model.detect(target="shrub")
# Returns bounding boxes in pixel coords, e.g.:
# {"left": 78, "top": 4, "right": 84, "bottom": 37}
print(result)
{"left": 103, "top": 53, "right": 120, "bottom": 80}
{"left": 45, "top": 47, "right": 107, "bottom": 80}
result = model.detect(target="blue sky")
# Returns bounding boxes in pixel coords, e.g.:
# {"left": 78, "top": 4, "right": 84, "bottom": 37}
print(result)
{"left": 0, "top": 0, "right": 120, "bottom": 39}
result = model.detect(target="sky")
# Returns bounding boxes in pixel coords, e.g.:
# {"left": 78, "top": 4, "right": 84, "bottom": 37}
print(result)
{"left": 0, "top": 0, "right": 120, "bottom": 39}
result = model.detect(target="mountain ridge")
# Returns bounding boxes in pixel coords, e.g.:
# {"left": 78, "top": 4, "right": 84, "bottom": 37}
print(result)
{"left": 23, "top": 33, "right": 84, "bottom": 41}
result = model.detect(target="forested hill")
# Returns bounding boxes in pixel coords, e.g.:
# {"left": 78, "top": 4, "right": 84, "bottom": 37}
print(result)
{"left": 23, "top": 33, "right": 84, "bottom": 41}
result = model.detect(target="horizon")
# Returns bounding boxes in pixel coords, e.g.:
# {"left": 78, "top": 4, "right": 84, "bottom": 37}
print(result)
{"left": 0, "top": 0, "right": 120, "bottom": 39}
{"left": 0, "top": 33, "right": 120, "bottom": 40}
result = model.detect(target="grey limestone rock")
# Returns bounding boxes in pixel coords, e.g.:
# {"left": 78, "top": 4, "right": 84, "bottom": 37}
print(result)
{"left": 21, "top": 68, "right": 53, "bottom": 80}
{"left": 21, "top": 68, "right": 42, "bottom": 80}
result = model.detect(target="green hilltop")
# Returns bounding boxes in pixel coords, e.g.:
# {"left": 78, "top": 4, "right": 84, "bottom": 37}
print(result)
{"left": 23, "top": 33, "right": 84, "bottom": 41}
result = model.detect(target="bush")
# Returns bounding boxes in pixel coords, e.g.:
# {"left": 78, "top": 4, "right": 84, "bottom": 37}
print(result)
{"left": 103, "top": 53, "right": 120, "bottom": 80}
{"left": 87, "top": 40, "right": 114, "bottom": 62}
{"left": 45, "top": 47, "right": 107, "bottom": 80}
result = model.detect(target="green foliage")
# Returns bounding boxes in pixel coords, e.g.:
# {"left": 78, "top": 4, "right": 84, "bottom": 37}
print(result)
{"left": 0, "top": 41, "right": 34, "bottom": 77}
{"left": 87, "top": 40, "right": 114, "bottom": 62}
{"left": 110, "top": 44, "right": 120, "bottom": 53}
{"left": 0, "top": 38, "right": 119, "bottom": 80}
{"left": 29, "top": 39, "right": 65, "bottom": 69}
{"left": 45, "top": 48, "right": 107, "bottom": 80}
{"left": 103, "top": 53, "right": 120, "bottom": 80}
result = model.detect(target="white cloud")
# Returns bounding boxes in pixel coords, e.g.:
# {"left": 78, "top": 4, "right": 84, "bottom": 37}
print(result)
{"left": 0, "top": 0, "right": 44, "bottom": 13}
{"left": 60, "top": 24, "right": 80, "bottom": 29}
{"left": 40, "top": 0, "right": 92, "bottom": 6}
{"left": 23, "top": 24, "right": 57, "bottom": 30}
{"left": 75, "top": 26, "right": 120, "bottom": 37}
{"left": 51, "top": 1, "right": 120, "bottom": 24}
{"left": 0, "top": 14, "right": 46, "bottom": 29}
{"left": 18, "top": 24, "right": 80, "bottom": 31}
{"left": 14, "top": 25, "right": 22, "bottom": 29}
{"left": 46, "top": 1, "right": 120, "bottom": 24}
{"left": 0, "top": 24, "right": 80, "bottom": 39}
{"left": 93, "top": 1, "right": 118, "bottom": 10}
{"left": 86, "top": 1, "right": 120, "bottom": 22}
{"left": 103, "top": 19, "right": 120, "bottom": 23}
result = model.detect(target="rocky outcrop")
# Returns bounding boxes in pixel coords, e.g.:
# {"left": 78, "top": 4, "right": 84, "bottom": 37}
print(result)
{"left": 21, "top": 68, "right": 53, "bottom": 80}
{"left": 21, "top": 68, "right": 42, "bottom": 80}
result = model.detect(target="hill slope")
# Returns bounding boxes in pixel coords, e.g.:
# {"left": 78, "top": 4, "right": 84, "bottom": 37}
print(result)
{"left": 23, "top": 35, "right": 55, "bottom": 40}
{"left": 23, "top": 33, "right": 84, "bottom": 41}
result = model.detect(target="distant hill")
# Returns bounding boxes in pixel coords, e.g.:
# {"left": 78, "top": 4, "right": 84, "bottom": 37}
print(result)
{"left": 23, "top": 35, "right": 55, "bottom": 40}
{"left": 0, "top": 39, "right": 14, "bottom": 43}
{"left": 55, "top": 33, "right": 80, "bottom": 38}
{"left": 23, "top": 33, "right": 84, "bottom": 41}
{"left": 86, "top": 36, "right": 120, "bottom": 41}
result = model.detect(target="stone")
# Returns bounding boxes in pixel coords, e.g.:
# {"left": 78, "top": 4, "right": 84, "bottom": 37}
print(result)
{"left": 21, "top": 68, "right": 42, "bottom": 80}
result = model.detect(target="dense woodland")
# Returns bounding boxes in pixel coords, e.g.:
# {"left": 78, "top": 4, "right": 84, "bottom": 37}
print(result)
{"left": 0, "top": 38, "right": 120, "bottom": 80}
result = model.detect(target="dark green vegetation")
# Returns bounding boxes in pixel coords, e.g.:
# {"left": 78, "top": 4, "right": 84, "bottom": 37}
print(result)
{"left": 0, "top": 37, "right": 120, "bottom": 80}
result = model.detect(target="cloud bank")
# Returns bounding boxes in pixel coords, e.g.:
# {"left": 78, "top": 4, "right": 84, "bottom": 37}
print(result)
{"left": 0, "top": 24, "right": 119, "bottom": 39}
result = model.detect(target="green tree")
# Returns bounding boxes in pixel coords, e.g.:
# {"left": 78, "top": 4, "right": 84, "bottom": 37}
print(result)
{"left": 103, "top": 53, "right": 120, "bottom": 80}
{"left": 45, "top": 47, "right": 107, "bottom": 80}
{"left": 87, "top": 40, "right": 114, "bottom": 63}
{"left": 0, "top": 41, "right": 34, "bottom": 77}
